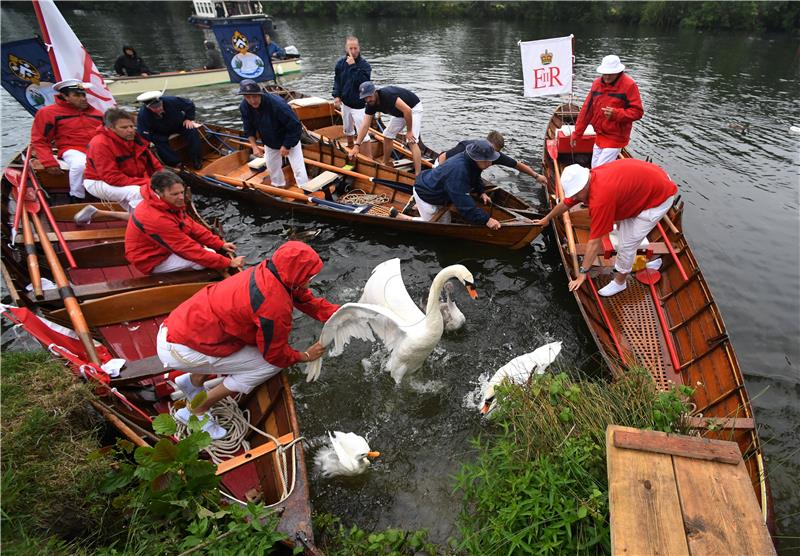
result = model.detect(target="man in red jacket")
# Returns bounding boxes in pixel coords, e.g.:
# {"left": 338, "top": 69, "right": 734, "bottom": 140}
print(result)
{"left": 125, "top": 170, "right": 245, "bottom": 274}
{"left": 571, "top": 55, "right": 644, "bottom": 168}
{"left": 82, "top": 108, "right": 163, "bottom": 216}
{"left": 157, "top": 241, "right": 339, "bottom": 439}
{"left": 534, "top": 159, "right": 677, "bottom": 297}
{"left": 30, "top": 79, "right": 104, "bottom": 202}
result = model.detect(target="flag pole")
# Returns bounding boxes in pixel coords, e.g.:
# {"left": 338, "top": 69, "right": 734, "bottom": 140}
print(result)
{"left": 31, "top": 0, "right": 62, "bottom": 81}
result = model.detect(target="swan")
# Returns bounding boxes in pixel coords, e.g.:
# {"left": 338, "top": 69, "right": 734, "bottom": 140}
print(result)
{"left": 305, "top": 258, "right": 477, "bottom": 384}
{"left": 314, "top": 431, "right": 380, "bottom": 477}
{"left": 440, "top": 281, "right": 466, "bottom": 332}
{"left": 479, "top": 341, "right": 562, "bottom": 416}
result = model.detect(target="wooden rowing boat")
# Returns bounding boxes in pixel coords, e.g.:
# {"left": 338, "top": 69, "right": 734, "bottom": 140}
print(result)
{"left": 0, "top": 161, "right": 320, "bottom": 551}
{"left": 178, "top": 124, "right": 544, "bottom": 249}
{"left": 540, "top": 103, "right": 775, "bottom": 533}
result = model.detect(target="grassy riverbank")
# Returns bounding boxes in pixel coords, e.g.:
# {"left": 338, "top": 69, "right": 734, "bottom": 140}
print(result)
{"left": 1, "top": 352, "right": 691, "bottom": 555}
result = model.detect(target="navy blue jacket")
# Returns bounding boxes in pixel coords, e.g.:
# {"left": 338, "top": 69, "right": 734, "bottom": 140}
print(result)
{"left": 332, "top": 55, "right": 371, "bottom": 109}
{"left": 413, "top": 153, "right": 488, "bottom": 225}
{"left": 137, "top": 96, "right": 196, "bottom": 142}
{"left": 240, "top": 93, "right": 302, "bottom": 150}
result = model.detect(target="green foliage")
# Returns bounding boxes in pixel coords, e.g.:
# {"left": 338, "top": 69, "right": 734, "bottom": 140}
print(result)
{"left": 314, "top": 513, "right": 449, "bottom": 555}
{"left": 455, "top": 371, "right": 694, "bottom": 555}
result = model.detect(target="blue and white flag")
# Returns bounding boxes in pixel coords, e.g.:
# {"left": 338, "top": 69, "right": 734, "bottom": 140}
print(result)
{"left": 0, "top": 37, "right": 57, "bottom": 115}
{"left": 211, "top": 23, "right": 275, "bottom": 83}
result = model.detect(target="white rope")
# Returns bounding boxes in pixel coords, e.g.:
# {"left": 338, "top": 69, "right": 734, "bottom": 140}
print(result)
{"left": 339, "top": 189, "right": 389, "bottom": 206}
{"left": 170, "top": 397, "right": 304, "bottom": 508}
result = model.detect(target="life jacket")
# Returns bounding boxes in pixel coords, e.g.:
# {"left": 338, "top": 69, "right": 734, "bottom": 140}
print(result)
{"left": 30, "top": 96, "right": 103, "bottom": 167}
{"left": 574, "top": 73, "right": 644, "bottom": 149}
{"left": 84, "top": 127, "right": 163, "bottom": 187}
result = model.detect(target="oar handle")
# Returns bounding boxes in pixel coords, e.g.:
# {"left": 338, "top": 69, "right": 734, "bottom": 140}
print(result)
{"left": 210, "top": 173, "right": 311, "bottom": 202}
{"left": 553, "top": 162, "right": 580, "bottom": 277}
{"left": 302, "top": 157, "right": 371, "bottom": 182}
{"left": 12, "top": 145, "right": 33, "bottom": 232}
{"left": 20, "top": 209, "right": 43, "bottom": 299}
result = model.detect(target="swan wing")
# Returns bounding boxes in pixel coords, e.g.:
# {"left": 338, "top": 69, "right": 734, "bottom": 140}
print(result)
{"left": 358, "top": 258, "right": 425, "bottom": 325}
{"left": 329, "top": 431, "right": 359, "bottom": 473}
{"left": 488, "top": 341, "right": 563, "bottom": 387}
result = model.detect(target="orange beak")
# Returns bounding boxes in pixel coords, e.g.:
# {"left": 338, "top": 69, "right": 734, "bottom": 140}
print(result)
{"left": 466, "top": 284, "right": 478, "bottom": 299}
{"left": 367, "top": 451, "right": 381, "bottom": 458}
{"left": 479, "top": 403, "right": 490, "bottom": 415}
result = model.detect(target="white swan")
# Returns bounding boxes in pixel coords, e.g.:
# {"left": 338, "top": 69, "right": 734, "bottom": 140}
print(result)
{"left": 314, "top": 431, "right": 380, "bottom": 477}
{"left": 305, "top": 258, "right": 477, "bottom": 384}
{"left": 440, "top": 281, "right": 466, "bottom": 332}
{"left": 480, "top": 341, "right": 562, "bottom": 416}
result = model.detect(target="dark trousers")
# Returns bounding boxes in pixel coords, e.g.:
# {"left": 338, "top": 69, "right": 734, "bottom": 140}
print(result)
{"left": 152, "top": 127, "right": 202, "bottom": 167}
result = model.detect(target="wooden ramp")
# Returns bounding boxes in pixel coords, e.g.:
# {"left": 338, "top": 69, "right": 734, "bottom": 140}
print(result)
{"left": 606, "top": 425, "right": 774, "bottom": 555}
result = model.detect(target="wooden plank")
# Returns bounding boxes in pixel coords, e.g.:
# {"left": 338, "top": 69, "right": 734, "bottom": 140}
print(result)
{"left": 215, "top": 432, "right": 295, "bottom": 475}
{"left": 607, "top": 425, "right": 689, "bottom": 556}
{"left": 673, "top": 453, "right": 776, "bottom": 555}
{"left": 58, "top": 240, "right": 128, "bottom": 268}
{"left": 15, "top": 227, "right": 126, "bottom": 244}
{"left": 49, "top": 282, "right": 210, "bottom": 327}
{"left": 614, "top": 429, "right": 741, "bottom": 465}
{"left": 685, "top": 416, "right": 755, "bottom": 431}
{"left": 299, "top": 170, "right": 338, "bottom": 193}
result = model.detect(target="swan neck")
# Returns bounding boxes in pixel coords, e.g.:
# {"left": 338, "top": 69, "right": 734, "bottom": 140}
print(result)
{"left": 425, "top": 271, "right": 450, "bottom": 314}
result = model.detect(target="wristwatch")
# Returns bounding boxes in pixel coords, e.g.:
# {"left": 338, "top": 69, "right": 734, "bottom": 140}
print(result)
{"left": 579, "top": 266, "right": 589, "bottom": 274}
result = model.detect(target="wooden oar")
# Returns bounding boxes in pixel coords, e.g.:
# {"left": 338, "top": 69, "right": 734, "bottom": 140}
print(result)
{"left": 366, "top": 123, "right": 434, "bottom": 168}
{"left": 301, "top": 158, "right": 413, "bottom": 192}
{"left": 587, "top": 276, "right": 625, "bottom": 360}
{"left": 28, "top": 169, "right": 77, "bottom": 268}
{"left": 20, "top": 210, "right": 43, "bottom": 299}
{"left": 10, "top": 145, "right": 33, "bottom": 233}
{"left": 28, "top": 210, "right": 102, "bottom": 366}
{"left": 655, "top": 221, "right": 689, "bottom": 282}
{"left": 0, "top": 261, "right": 22, "bottom": 306}
{"left": 553, "top": 162, "right": 580, "bottom": 276}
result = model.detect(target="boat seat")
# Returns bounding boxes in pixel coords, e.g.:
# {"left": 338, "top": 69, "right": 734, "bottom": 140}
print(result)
{"left": 574, "top": 242, "right": 675, "bottom": 256}
{"left": 289, "top": 97, "right": 330, "bottom": 107}
{"left": 392, "top": 159, "right": 414, "bottom": 168}
{"left": 111, "top": 355, "right": 166, "bottom": 385}
{"left": 300, "top": 171, "right": 339, "bottom": 193}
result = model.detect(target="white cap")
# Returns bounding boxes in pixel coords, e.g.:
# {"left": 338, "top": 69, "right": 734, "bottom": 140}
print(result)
{"left": 596, "top": 55, "right": 625, "bottom": 74}
{"left": 136, "top": 90, "right": 163, "bottom": 104}
{"left": 560, "top": 164, "right": 590, "bottom": 198}
{"left": 53, "top": 79, "right": 93, "bottom": 92}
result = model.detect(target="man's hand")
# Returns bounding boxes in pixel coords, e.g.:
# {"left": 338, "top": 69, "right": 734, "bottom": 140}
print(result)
{"left": 602, "top": 106, "right": 614, "bottom": 120}
{"left": 333, "top": 97, "right": 342, "bottom": 108}
{"left": 485, "top": 217, "right": 501, "bottom": 230}
{"left": 568, "top": 273, "right": 588, "bottom": 291}
{"left": 251, "top": 144, "right": 265, "bottom": 157}
{"left": 183, "top": 120, "right": 201, "bottom": 129}
{"left": 229, "top": 255, "right": 246, "bottom": 269}
{"left": 348, "top": 144, "right": 360, "bottom": 159}
{"left": 346, "top": 54, "right": 355, "bottom": 66}
{"left": 405, "top": 130, "right": 416, "bottom": 144}
{"left": 570, "top": 137, "right": 578, "bottom": 147}
{"left": 141, "top": 72, "right": 149, "bottom": 77}
{"left": 532, "top": 216, "right": 550, "bottom": 227}
{"left": 480, "top": 193, "right": 492, "bottom": 205}
{"left": 535, "top": 173, "right": 548, "bottom": 185}
{"left": 45, "top": 166, "right": 63, "bottom": 175}
{"left": 222, "top": 241, "right": 236, "bottom": 254}
{"left": 279, "top": 145, "right": 290, "bottom": 157}
{"left": 303, "top": 341, "right": 325, "bottom": 362}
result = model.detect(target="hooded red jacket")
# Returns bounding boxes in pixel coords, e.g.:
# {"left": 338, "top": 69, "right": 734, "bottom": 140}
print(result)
{"left": 84, "top": 127, "right": 163, "bottom": 186}
{"left": 164, "top": 242, "right": 340, "bottom": 368}
{"left": 125, "top": 184, "right": 230, "bottom": 274}
{"left": 30, "top": 97, "right": 104, "bottom": 168}
{"left": 574, "top": 73, "right": 644, "bottom": 149}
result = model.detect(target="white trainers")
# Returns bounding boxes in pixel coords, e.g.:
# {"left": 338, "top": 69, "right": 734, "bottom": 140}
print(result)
{"left": 73, "top": 205, "right": 98, "bottom": 225}
{"left": 598, "top": 279, "right": 628, "bottom": 297}
{"left": 175, "top": 373, "right": 203, "bottom": 402}
{"left": 174, "top": 407, "right": 227, "bottom": 440}
{"left": 646, "top": 258, "right": 662, "bottom": 271}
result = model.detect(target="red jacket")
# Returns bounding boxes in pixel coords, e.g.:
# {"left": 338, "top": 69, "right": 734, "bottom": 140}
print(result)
{"left": 30, "top": 97, "right": 103, "bottom": 168}
{"left": 125, "top": 184, "right": 229, "bottom": 274}
{"left": 574, "top": 73, "right": 644, "bottom": 149}
{"left": 84, "top": 127, "right": 163, "bottom": 186}
{"left": 165, "top": 241, "right": 340, "bottom": 368}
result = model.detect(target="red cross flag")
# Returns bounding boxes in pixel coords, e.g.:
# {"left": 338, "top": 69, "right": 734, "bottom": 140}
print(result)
{"left": 32, "top": 0, "right": 116, "bottom": 112}
{"left": 520, "top": 35, "right": 573, "bottom": 97}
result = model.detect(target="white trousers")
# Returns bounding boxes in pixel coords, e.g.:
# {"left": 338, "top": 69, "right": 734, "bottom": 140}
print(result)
{"left": 383, "top": 102, "right": 423, "bottom": 141}
{"left": 157, "top": 325, "right": 281, "bottom": 394}
{"left": 152, "top": 247, "right": 215, "bottom": 274}
{"left": 341, "top": 104, "right": 371, "bottom": 141}
{"left": 59, "top": 149, "right": 87, "bottom": 198}
{"left": 592, "top": 145, "right": 622, "bottom": 168}
{"left": 83, "top": 179, "right": 143, "bottom": 212}
{"left": 266, "top": 141, "right": 308, "bottom": 187}
{"left": 614, "top": 195, "right": 675, "bottom": 274}
{"left": 412, "top": 188, "right": 451, "bottom": 223}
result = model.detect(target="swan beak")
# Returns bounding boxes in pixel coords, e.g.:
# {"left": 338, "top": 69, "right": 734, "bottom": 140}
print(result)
{"left": 367, "top": 451, "right": 381, "bottom": 458}
{"left": 466, "top": 283, "right": 478, "bottom": 299}
{"left": 479, "top": 403, "right": 490, "bottom": 415}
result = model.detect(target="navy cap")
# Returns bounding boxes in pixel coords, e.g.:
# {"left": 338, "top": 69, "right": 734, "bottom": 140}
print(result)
{"left": 358, "top": 81, "right": 376, "bottom": 99}
{"left": 236, "top": 79, "right": 263, "bottom": 95}
{"left": 466, "top": 139, "right": 500, "bottom": 162}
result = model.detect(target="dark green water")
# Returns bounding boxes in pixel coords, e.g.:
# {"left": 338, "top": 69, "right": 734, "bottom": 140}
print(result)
{"left": 2, "top": 2, "right": 798, "bottom": 550}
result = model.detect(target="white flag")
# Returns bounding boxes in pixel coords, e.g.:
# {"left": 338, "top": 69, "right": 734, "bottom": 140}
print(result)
{"left": 520, "top": 35, "right": 573, "bottom": 97}
{"left": 34, "top": 0, "right": 116, "bottom": 112}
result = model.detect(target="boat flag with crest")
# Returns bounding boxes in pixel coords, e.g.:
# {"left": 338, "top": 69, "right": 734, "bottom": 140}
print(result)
{"left": 31, "top": 0, "right": 116, "bottom": 112}
{"left": 211, "top": 22, "right": 275, "bottom": 83}
{"left": 519, "top": 35, "right": 573, "bottom": 97}
{"left": 0, "top": 37, "right": 57, "bottom": 115}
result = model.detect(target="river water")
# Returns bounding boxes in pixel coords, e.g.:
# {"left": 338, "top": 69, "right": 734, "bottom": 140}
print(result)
{"left": 2, "top": 3, "right": 798, "bottom": 549}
